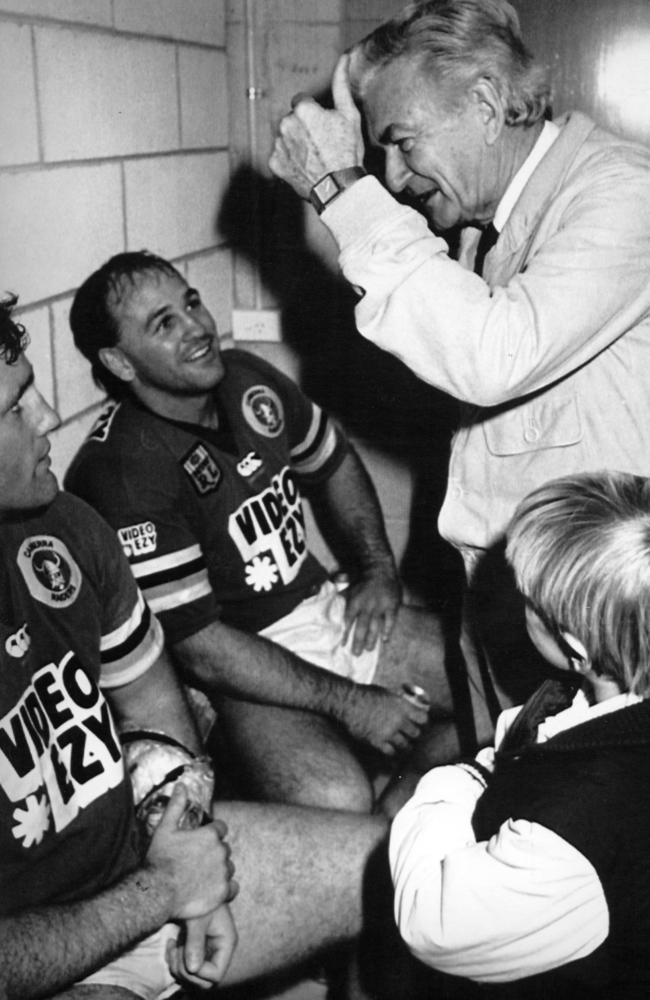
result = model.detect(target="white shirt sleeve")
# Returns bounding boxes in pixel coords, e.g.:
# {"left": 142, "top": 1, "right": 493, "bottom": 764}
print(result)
{"left": 324, "top": 172, "right": 650, "bottom": 407}
{"left": 389, "top": 764, "right": 609, "bottom": 982}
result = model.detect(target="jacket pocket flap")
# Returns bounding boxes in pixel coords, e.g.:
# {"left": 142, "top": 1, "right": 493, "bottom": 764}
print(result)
{"left": 483, "top": 394, "right": 582, "bottom": 456}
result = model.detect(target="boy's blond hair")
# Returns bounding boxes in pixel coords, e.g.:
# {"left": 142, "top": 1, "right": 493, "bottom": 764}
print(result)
{"left": 506, "top": 471, "right": 650, "bottom": 696}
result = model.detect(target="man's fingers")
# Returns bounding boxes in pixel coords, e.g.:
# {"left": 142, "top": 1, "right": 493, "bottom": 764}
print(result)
{"left": 352, "top": 614, "right": 377, "bottom": 655}
{"left": 290, "top": 91, "right": 314, "bottom": 110}
{"left": 184, "top": 917, "right": 207, "bottom": 974}
{"left": 331, "top": 53, "right": 359, "bottom": 118}
{"left": 400, "top": 719, "right": 424, "bottom": 741}
{"left": 381, "top": 608, "right": 397, "bottom": 643}
{"left": 158, "top": 782, "right": 188, "bottom": 830}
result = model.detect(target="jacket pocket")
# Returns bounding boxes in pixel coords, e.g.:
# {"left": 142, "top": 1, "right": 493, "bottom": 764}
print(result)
{"left": 483, "top": 392, "right": 583, "bottom": 456}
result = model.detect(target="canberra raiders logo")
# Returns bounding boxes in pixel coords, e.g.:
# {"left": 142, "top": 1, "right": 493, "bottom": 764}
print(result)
{"left": 17, "top": 536, "right": 82, "bottom": 608}
{"left": 242, "top": 385, "right": 284, "bottom": 438}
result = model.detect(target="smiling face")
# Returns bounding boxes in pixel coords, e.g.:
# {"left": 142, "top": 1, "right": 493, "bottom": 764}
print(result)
{"left": 362, "top": 56, "right": 499, "bottom": 231}
{"left": 103, "top": 269, "right": 225, "bottom": 422}
{"left": 0, "top": 354, "right": 60, "bottom": 518}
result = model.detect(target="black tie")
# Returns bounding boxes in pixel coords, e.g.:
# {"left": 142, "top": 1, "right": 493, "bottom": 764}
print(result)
{"left": 473, "top": 222, "right": 499, "bottom": 276}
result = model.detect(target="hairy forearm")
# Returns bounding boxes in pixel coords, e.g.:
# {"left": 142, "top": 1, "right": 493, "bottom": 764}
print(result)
{"left": 174, "top": 623, "right": 358, "bottom": 722}
{"left": 0, "top": 864, "right": 175, "bottom": 1000}
{"left": 315, "top": 448, "right": 396, "bottom": 576}
{"left": 174, "top": 602, "right": 426, "bottom": 756}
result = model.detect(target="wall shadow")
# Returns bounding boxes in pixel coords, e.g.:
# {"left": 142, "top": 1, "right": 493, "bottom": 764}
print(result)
{"left": 217, "top": 163, "right": 463, "bottom": 612}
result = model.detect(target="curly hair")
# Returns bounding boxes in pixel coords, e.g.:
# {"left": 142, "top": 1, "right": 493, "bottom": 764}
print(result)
{"left": 351, "top": 0, "right": 550, "bottom": 126}
{"left": 0, "top": 294, "right": 29, "bottom": 364}
{"left": 69, "top": 251, "right": 183, "bottom": 399}
{"left": 506, "top": 471, "right": 650, "bottom": 697}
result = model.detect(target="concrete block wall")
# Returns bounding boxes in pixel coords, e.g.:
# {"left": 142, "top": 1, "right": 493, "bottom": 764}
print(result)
{"left": 226, "top": 0, "right": 425, "bottom": 586}
{"left": 0, "top": 0, "right": 425, "bottom": 597}
{"left": 0, "top": 0, "right": 231, "bottom": 476}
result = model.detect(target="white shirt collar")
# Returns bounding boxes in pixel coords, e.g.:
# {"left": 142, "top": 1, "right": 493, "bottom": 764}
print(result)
{"left": 494, "top": 687, "right": 643, "bottom": 751}
{"left": 492, "top": 120, "right": 560, "bottom": 232}
{"left": 536, "top": 688, "right": 643, "bottom": 743}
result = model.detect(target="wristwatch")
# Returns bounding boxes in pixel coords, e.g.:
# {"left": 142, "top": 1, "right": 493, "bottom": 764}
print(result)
{"left": 309, "top": 167, "right": 367, "bottom": 215}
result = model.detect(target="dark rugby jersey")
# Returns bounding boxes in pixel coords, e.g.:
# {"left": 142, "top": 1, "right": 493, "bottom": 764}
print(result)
{"left": 0, "top": 492, "right": 163, "bottom": 915}
{"left": 66, "top": 349, "right": 349, "bottom": 639}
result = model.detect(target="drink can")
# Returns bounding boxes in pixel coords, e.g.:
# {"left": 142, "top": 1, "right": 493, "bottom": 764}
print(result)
{"left": 401, "top": 683, "right": 431, "bottom": 709}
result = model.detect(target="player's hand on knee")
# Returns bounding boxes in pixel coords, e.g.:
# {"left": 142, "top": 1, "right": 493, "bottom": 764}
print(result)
{"left": 146, "top": 783, "right": 238, "bottom": 920}
{"left": 342, "top": 566, "right": 402, "bottom": 655}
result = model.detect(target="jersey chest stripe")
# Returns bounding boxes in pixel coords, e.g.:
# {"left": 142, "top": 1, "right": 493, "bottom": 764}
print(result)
{"left": 129, "top": 543, "right": 204, "bottom": 579}
{"left": 133, "top": 553, "right": 206, "bottom": 590}
{"left": 146, "top": 573, "right": 212, "bottom": 614}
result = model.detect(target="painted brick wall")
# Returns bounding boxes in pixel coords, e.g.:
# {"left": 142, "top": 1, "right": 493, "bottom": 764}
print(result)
{"left": 0, "top": 0, "right": 428, "bottom": 598}
{"left": 0, "top": 0, "right": 230, "bottom": 475}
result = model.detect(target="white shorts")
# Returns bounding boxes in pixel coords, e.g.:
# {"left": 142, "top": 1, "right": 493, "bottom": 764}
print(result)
{"left": 77, "top": 923, "right": 179, "bottom": 1000}
{"left": 185, "top": 580, "right": 381, "bottom": 741}
{"left": 259, "top": 579, "right": 380, "bottom": 685}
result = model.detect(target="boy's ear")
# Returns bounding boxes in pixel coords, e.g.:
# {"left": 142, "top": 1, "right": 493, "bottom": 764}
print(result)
{"left": 561, "top": 632, "right": 589, "bottom": 669}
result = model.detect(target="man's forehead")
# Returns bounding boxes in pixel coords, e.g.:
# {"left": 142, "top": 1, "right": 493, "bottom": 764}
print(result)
{"left": 363, "top": 56, "right": 454, "bottom": 138}
{"left": 0, "top": 352, "right": 31, "bottom": 403}
{"left": 109, "top": 269, "right": 187, "bottom": 319}
{"left": 363, "top": 59, "right": 429, "bottom": 133}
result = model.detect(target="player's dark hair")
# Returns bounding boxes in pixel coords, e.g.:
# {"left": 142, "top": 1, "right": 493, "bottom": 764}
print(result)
{"left": 0, "top": 294, "right": 29, "bottom": 364}
{"left": 70, "top": 251, "right": 183, "bottom": 399}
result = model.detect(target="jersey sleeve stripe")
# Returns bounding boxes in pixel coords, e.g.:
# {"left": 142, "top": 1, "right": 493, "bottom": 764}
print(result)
{"left": 100, "top": 603, "right": 165, "bottom": 689}
{"left": 101, "top": 600, "right": 153, "bottom": 663}
{"left": 290, "top": 406, "right": 328, "bottom": 463}
{"left": 145, "top": 572, "right": 213, "bottom": 614}
{"left": 100, "top": 589, "right": 150, "bottom": 655}
{"left": 292, "top": 421, "right": 338, "bottom": 475}
{"left": 290, "top": 403, "right": 324, "bottom": 456}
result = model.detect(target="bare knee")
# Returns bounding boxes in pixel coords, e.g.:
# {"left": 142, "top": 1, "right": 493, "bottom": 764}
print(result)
{"left": 376, "top": 605, "right": 452, "bottom": 712}
{"left": 267, "top": 765, "right": 374, "bottom": 813}
{"left": 313, "top": 770, "right": 374, "bottom": 813}
{"left": 218, "top": 702, "right": 376, "bottom": 813}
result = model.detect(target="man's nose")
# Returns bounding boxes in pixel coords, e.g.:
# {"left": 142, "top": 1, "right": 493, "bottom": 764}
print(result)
{"left": 384, "top": 147, "right": 412, "bottom": 193}
{"left": 181, "top": 311, "right": 205, "bottom": 337}
{"left": 35, "top": 393, "right": 60, "bottom": 435}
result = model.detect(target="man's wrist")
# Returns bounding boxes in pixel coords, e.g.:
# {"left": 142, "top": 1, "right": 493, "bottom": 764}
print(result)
{"left": 309, "top": 167, "right": 367, "bottom": 215}
{"left": 324, "top": 674, "right": 359, "bottom": 727}
{"left": 360, "top": 553, "right": 399, "bottom": 582}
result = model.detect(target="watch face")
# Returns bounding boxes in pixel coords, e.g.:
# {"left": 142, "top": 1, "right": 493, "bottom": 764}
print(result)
{"left": 313, "top": 174, "right": 339, "bottom": 206}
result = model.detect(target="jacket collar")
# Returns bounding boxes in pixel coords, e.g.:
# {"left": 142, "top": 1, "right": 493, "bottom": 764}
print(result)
{"left": 497, "top": 111, "right": 597, "bottom": 259}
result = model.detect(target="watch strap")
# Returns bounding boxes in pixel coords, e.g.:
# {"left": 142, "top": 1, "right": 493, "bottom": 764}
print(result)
{"left": 309, "top": 167, "right": 367, "bottom": 215}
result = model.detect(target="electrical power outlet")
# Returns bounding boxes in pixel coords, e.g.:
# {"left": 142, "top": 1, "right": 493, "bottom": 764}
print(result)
{"left": 232, "top": 309, "right": 282, "bottom": 342}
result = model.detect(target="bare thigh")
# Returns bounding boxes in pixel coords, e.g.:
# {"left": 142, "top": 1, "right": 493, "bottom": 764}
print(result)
{"left": 216, "top": 801, "right": 389, "bottom": 987}
{"left": 374, "top": 605, "right": 453, "bottom": 715}
{"left": 49, "top": 988, "right": 142, "bottom": 1000}
{"left": 216, "top": 699, "right": 373, "bottom": 812}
